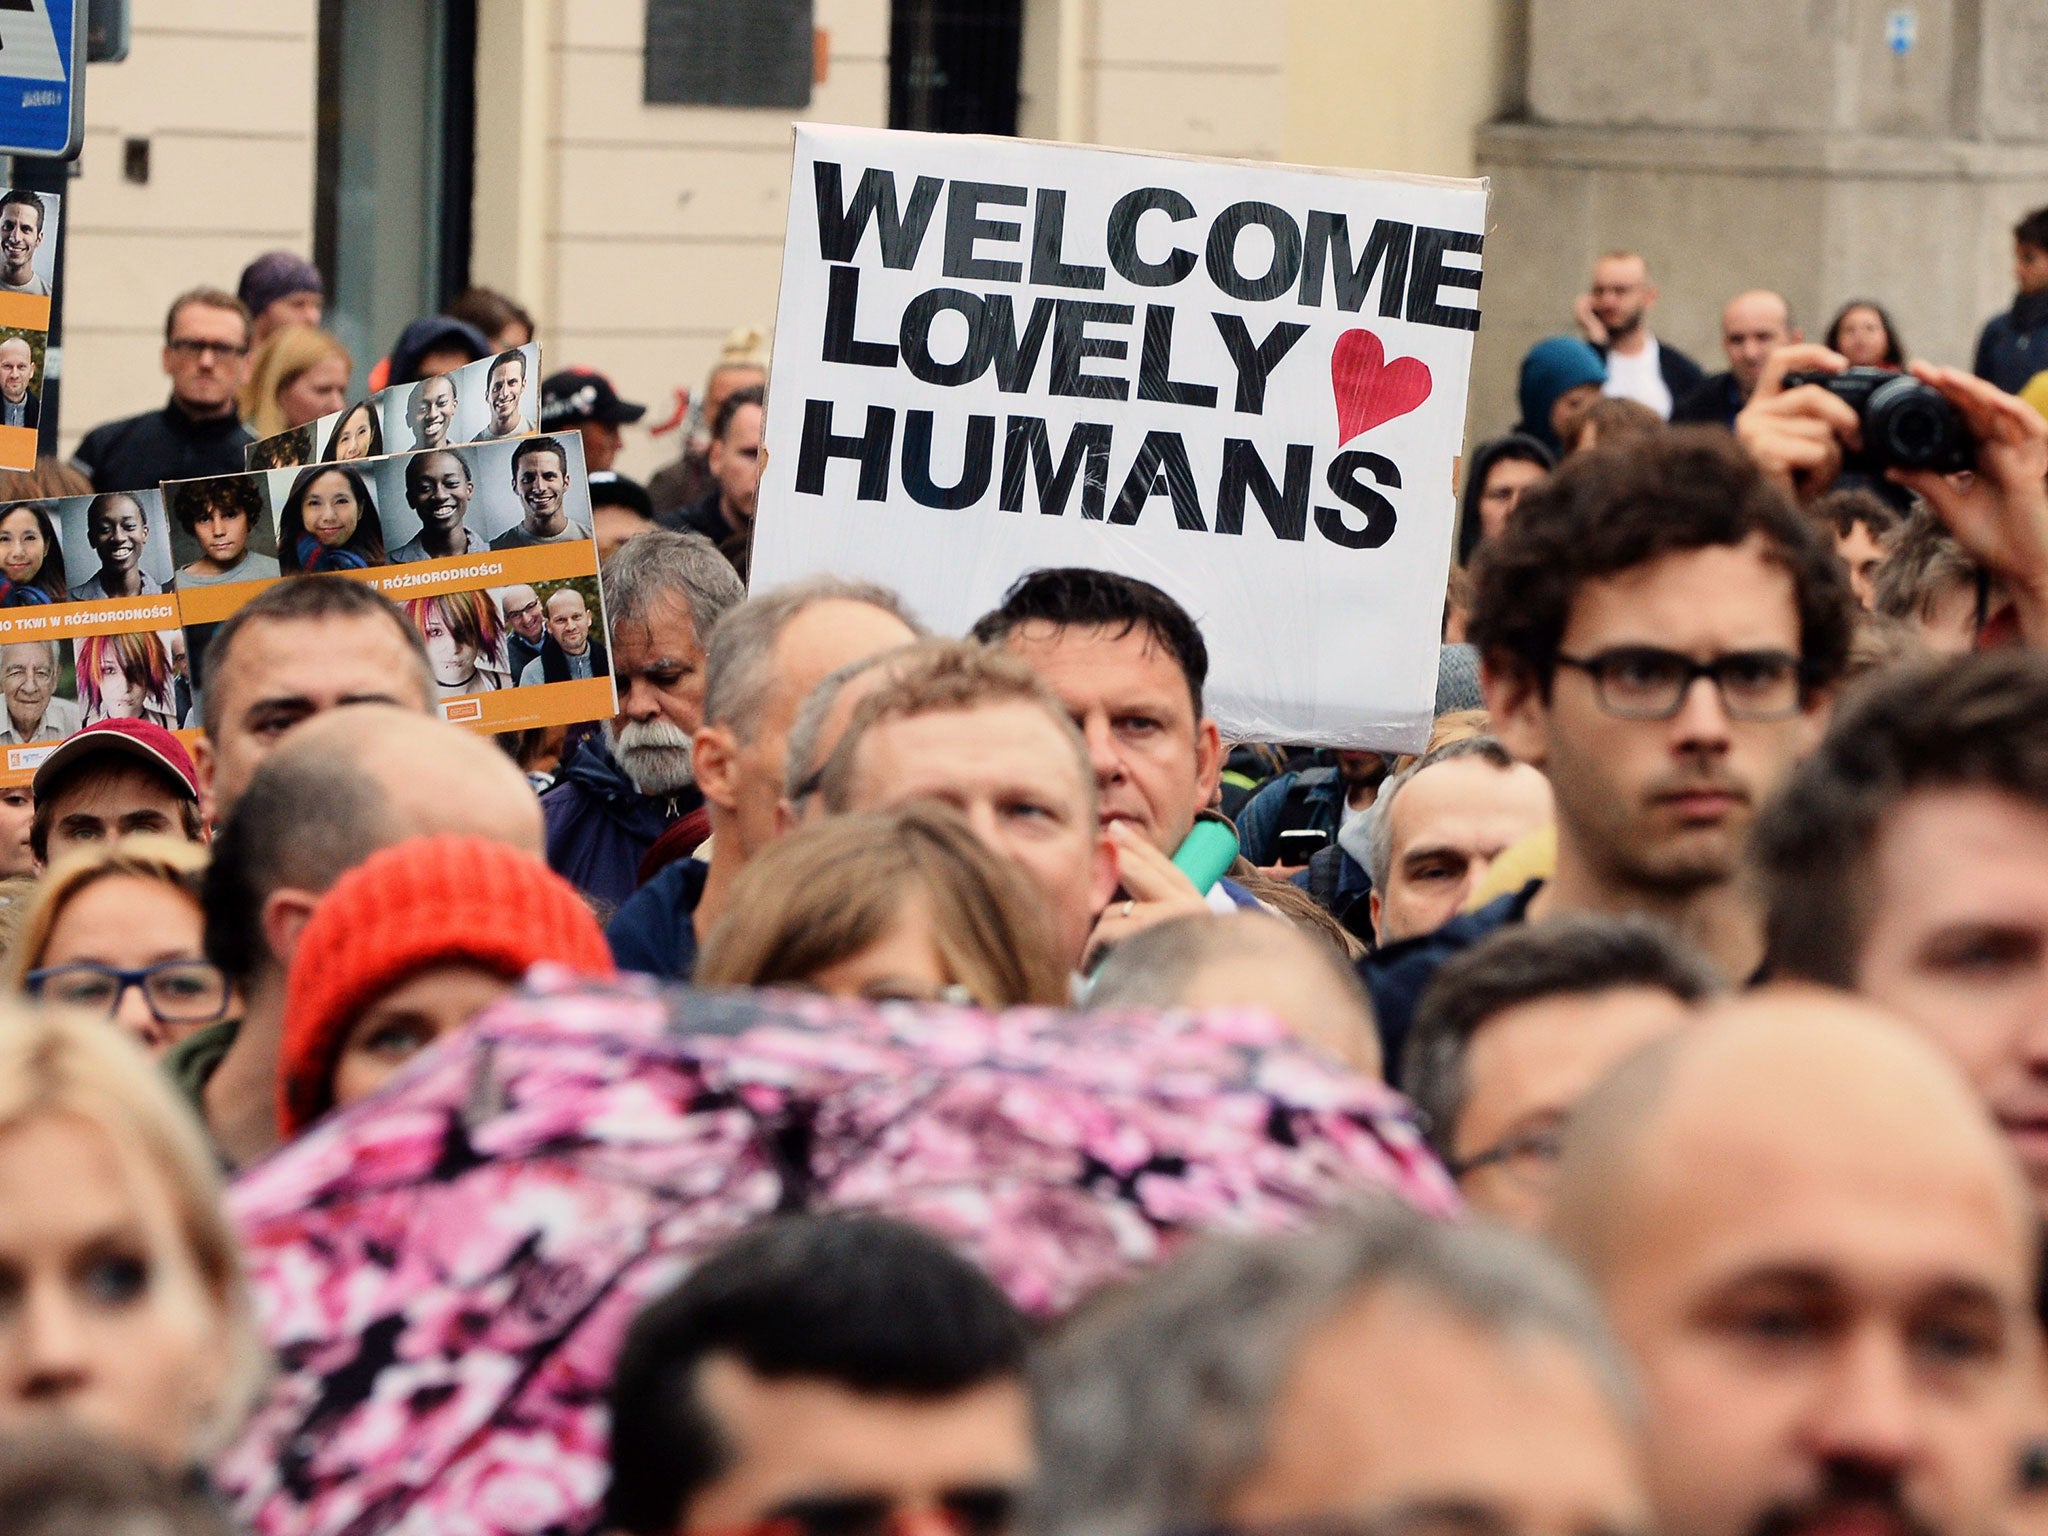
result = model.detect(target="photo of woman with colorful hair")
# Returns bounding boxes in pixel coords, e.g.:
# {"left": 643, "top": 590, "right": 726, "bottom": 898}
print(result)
{"left": 404, "top": 588, "right": 509, "bottom": 700}
{"left": 277, "top": 463, "right": 386, "bottom": 573}
{"left": 76, "top": 629, "right": 177, "bottom": 729}
{"left": 0, "top": 500, "right": 63, "bottom": 605}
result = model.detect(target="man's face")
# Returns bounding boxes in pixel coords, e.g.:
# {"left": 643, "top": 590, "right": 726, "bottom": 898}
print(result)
{"left": 1590, "top": 256, "right": 1653, "bottom": 340}
{"left": 405, "top": 451, "right": 473, "bottom": 534}
{"left": 255, "top": 290, "right": 323, "bottom": 344}
{"left": 682, "top": 1357, "right": 1032, "bottom": 1536}
{"left": 42, "top": 761, "right": 193, "bottom": 867}
{"left": 87, "top": 498, "right": 146, "bottom": 576}
{"left": 486, "top": 361, "right": 525, "bottom": 428}
{"left": 1224, "top": 1284, "right": 1650, "bottom": 1536}
{"left": 161, "top": 302, "right": 249, "bottom": 414}
{"left": 194, "top": 613, "right": 431, "bottom": 821}
{"left": 409, "top": 376, "right": 456, "bottom": 448}
{"left": 998, "top": 621, "right": 1221, "bottom": 858}
{"left": 702, "top": 365, "right": 766, "bottom": 439}
{"left": 612, "top": 595, "right": 709, "bottom": 740}
{"left": 1489, "top": 538, "right": 1826, "bottom": 901}
{"left": 0, "top": 341, "right": 31, "bottom": 404}
{"left": 0, "top": 202, "right": 41, "bottom": 282}
{"left": 710, "top": 403, "right": 766, "bottom": 524}
{"left": 545, "top": 591, "right": 591, "bottom": 655}
{"left": 844, "top": 702, "right": 1118, "bottom": 972}
{"left": 1594, "top": 1063, "right": 2037, "bottom": 1536}
{"left": 1371, "top": 757, "right": 1555, "bottom": 945}
{"left": 515, "top": 450, "right": 568, "bottom": 532}
{"left": 1837, "top": 523, "right": 1888, "bottom": 609}
{"left": 1722, "top": 296, "right": 1794, "bottom": 398}
{"left": 2016, "top": 242, "right": 2048, "bottom": 298}
{"left": 1854, "top": 786, "right": 2048, "bottom": 1220}
{"left": 191, "top": 498, "right": 250, "bottom": 570}
{"left": 711, "top": 600, "right": 916, "bottom": 864}
{"left": 2, "top": 644, "right": 53, "bottom": 729}
{"left": 0, "top": 785, "right": 31, "bottom": 877}
{"left": 502, "top": 586, "right": 545, "bottom": 642}
{"left": 1452, "top": 987, "right": 1692, "bottom": 1232}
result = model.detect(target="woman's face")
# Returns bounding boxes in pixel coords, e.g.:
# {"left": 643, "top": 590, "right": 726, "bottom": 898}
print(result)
{"left": 332, "top": 962, "right": 513, "bottom": 1114}
{"left": 95, "top": 649, "right": 140, "bottom": 719}
{"left": 301, "top": 471, "right": 360, "bottom": 549}
{"left": 0, "top": 508, "right": 44, "bottom": 585}
{"left": 279, "top": 355, "right": 350, "bottom": 428}
{"left": 0, "top": 1111, "right": 230, "bottom": 1467}
{"left": 191, "top": 502, "right": 249, "bottom": 570}
{"left": 40, "top": 877, "right": 209, "bottom": 1056}
{"left": 1478, "top": 456, "right": 1548, "bottom": 544}
{"left": 1835, "top": 306, "right": 1892, "bottom": 368}
{"left": 805, "top": 893, "right": 958, "bottom": 1004}
{"left": 420, "top": 611, "right": 477, "bottom": 686}
{"left": 334, "top": 408, "right": 373, "bottom": 462}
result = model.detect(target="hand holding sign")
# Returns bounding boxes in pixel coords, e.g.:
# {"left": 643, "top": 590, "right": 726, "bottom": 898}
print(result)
{"left": 1330, "top": 328, "right": 1433, "bottom": 444}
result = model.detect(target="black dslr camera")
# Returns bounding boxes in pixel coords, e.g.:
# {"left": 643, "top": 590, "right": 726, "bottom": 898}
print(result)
{"left": 1780, "top": 366, "right": 1975, "bottom": 475}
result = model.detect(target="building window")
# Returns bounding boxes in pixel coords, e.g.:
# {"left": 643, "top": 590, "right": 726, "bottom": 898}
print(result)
{"left": 890, "top": 0, "right": 1021, "bottom": 135}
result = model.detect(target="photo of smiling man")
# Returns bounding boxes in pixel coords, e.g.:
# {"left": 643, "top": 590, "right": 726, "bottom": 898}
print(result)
{"left": 390, "top": 447, "right": 487, "bottom": 563}
{"left": 167, "top": 474, "right": 279, "bottom": 589}
{"left": 472, "top": 349, "right": 533, "bottom": 442}
{"left": 68, "top": 492, "right": 167, "bottom": 600}
{"left": 405, "top": 370, "right": 459, "bottom": 452}
{"left": 0, "top": 190, "right": 51, "bottom": 297}
{"left": 490, "top": 435, "right": 590, "bottom": 550}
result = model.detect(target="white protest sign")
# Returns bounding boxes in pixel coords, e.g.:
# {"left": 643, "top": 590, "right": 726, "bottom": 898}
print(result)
{"left": 751, "top": 124, "right": 1487, "bottom": 750}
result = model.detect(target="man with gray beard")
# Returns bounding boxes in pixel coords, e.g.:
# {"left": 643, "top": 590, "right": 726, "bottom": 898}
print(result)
{"left": 541, "top": 530, "right": 743, "bottom": 908}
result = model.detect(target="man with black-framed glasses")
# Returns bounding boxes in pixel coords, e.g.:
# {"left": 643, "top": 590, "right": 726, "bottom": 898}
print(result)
{"left": 73, "top": 286, "right": 254, "bottom": 493}
{"left": 1366, "top": 428, "right": 1854, "bottom": 1045}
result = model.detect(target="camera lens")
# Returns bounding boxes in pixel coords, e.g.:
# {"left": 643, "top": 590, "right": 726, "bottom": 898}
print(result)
{"left": 1866, "top": 377, "right": 1966, "bottom": 471}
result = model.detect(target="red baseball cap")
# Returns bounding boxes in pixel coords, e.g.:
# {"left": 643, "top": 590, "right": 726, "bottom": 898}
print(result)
{"left": 31, "top": 718, "right": 200, "bottom": 804}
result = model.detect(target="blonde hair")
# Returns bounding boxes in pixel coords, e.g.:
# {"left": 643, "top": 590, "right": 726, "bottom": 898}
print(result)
{"left": 239, "top": 324, "right": 351, "bottom": 439}
{"left": 5, "top": 836, "right": 209, "bottom": 990}
{"left": 696, "top": 804, "right": 1069, "bottom": 1007}
{"left": 0, "top": 1001, "right": 265, "bottom": 1458}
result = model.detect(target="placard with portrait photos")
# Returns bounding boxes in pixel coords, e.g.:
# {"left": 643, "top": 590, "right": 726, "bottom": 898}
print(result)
{"left": 243, "top": 340, "right": 543, "bottom": 473}
{"left": 172, "top": 429, "right": 614, "bottom": 741}
{"left": 0, "top": 486, "right": 191, "bottom": 783}
{"left": 0, "top": 185, "right": 60, "bottom": 473}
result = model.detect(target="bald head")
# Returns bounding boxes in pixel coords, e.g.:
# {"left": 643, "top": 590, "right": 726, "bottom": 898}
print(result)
{"left": 1550, "top": 987, "right": 2038, "bottom": 1536}
{"left": 1720, "top": 290, "right": 1796, "bottom": 397}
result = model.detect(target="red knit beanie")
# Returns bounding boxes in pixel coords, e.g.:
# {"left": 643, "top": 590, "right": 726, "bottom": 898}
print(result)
{"left": 280, "top": 833, "right": 614, "bottom": 1135}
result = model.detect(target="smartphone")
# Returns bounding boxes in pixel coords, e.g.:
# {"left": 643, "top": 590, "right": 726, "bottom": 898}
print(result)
{"left": 1276, "top": 828, "right": 1332, "bottom": 865}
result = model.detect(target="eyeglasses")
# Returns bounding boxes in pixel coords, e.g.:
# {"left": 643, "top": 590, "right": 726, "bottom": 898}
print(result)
{"left": 166, "top": 338, "right": 248, "bottom": 360}
{"left": 25, "top": 959, "right": 231, "bottom": 1024}
{"left": 706, "top": 1489, "right": 1021, "bottom": 1536}
{"left": 1447, "top": 1124, "right": 1566, "bottom": 1190}
{"left": 1553, "top": 646, "right": 1805, "bottom": 721}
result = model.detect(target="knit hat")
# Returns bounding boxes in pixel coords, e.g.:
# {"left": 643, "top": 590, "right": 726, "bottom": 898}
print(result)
{"left": 237, "top": 250, "right": 324, "bottom": 318}
{"left": 1434, "top": 643, "right": 1484, "bottom": 716}
{"left": 279, "top": 834, "right": 614, "bottom": 1135}
{"left": 1515, "top": 336, "right": 1607, "bottom": 452}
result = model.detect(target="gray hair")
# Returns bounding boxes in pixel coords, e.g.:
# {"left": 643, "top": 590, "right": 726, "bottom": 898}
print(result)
{"left": 701, "top": 576, "right": 921, "bottom": 740}
{"left": 1363, "top": 734, "right": 1517, "bottom": 893}
{"left": 1028, "top": 1202, "right": 1637, "bottom": 1536}
{"left": 1404, "top": 915, "right": 1723, "bottom": 1159}
{"left": 600, "top": 529, "right": 745, "bottom": 644}
{"left": 782, "top": 645, "right": 916, "bottom": 806}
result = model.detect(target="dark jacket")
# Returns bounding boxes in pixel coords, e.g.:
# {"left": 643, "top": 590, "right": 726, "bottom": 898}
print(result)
{"left": 508, "top": 629, "right": 544, "bottom": 680}
{"left": 675, "top": 491, "right": 750, "bottom": 577}
{"left": 1236, "top": 767, "right": 1346, "bottom": 868}
{"left": 1670, "top": 371, "right": 1744, "bottom": 429}
{"left": 1295, "top": 843, "right": 1374, "bottom": 942}
{"left": 72, "top": 399, "right": 253, "bottom": 493}
{"left": 1361, "top": 879, "right": 1542, "bottom": 1084}
{"left": 539, "top": 634, "right": 608, "bottom": 685}
{"left": 0, "top": 389, "right": 40, "bottom": 430}
{"left": 1594, "top": 337, "right": 1706, "bottom": 417}
{"left": 606, "top": 857, "right": 709, "bottom": 979}
{"left": 540, "top": 735, "right": 702, "bottom": 912}
{"left": 1973, "top": 289, "right": 2048, "bottom": 395}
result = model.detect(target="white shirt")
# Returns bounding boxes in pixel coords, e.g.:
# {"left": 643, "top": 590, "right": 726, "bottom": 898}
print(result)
{"left": 1603, "top": 336, "right": 1672, "bottom": 419}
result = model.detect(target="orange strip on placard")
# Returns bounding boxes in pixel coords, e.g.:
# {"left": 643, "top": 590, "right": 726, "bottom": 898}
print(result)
{"left": 439, "top": 676, "right": 617, "bottom": 732}
{"left": 0, "top": 292, "right": 49, "bottom": 331}
{"left": 0, "top": 593, "right": 182, "bottom": 643}
{"left": 175, "top": 544, "right": 602, "bottom": 625}
{"left": 0, "top": 423, "right": 34, "bottom": 473}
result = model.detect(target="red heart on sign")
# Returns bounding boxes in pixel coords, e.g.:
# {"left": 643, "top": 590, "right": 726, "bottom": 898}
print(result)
{"left": 1330, "top": 328, "right": 1433, "bottom": 443}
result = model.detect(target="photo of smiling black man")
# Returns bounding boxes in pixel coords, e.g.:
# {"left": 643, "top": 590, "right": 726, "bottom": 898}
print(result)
{"left": 472, "top": 350, "right": 534, "bottom": 442}
{"left": 167, "top": 474, "right": 279, "bottom": 589}
{"left": 404, "top": 371, "right": 459, "bottom": 453}
{"left": 388, "top": 447, "right": 488, "bottom": 564}
{"left": 0, "top": 190, "right": 52, "bottom": 297}
{"left": 67, "top": 492, "right": 170, "bottom": 601}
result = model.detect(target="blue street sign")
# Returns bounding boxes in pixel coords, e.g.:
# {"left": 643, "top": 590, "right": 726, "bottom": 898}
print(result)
{"left": 0, "top": 0, "right": 81, "bottom": 159}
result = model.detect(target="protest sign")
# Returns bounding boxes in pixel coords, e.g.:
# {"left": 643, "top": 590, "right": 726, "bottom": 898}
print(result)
{"left": 749, "top": 125, "right": 1487, "bottom": 750}
{"left": 244, "top": 341, "right": 542, "bottom": 472}
{"left": 175, "top": 428, "right": 613, "bottom": 737}
{"left": 0, "top": 488, "right": 189, "bottom": 783}
{"left": 0, "top": 186, "right": 60, "bottom": 472}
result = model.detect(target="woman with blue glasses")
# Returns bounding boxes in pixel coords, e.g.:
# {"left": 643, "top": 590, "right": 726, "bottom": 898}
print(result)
{"left": 4, "top": 835, "right": 231, "bottom": 1057}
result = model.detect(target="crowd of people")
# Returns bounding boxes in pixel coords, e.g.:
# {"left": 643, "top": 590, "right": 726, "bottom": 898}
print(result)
{"left": 6, "top": 202, "right": 2048, "bottom": 1536}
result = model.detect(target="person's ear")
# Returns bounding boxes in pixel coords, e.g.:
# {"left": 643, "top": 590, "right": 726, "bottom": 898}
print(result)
{"left": 1369, "top": 889, "right": 1385, "bottom": 947}
{"left": 1194, "top": 716, "right": 1223, "bottom": 808}
{"left": 693, "top": 724, "right": 741, "bottom": 814}
{"left": 192, "top": 734, "right": 220, "bottom": 829}
{"left": 1481, "top": 653, "right": 1550, "bottom": 770}
{"left": 261, "top": 887, "right": 321, "bottom": 969}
